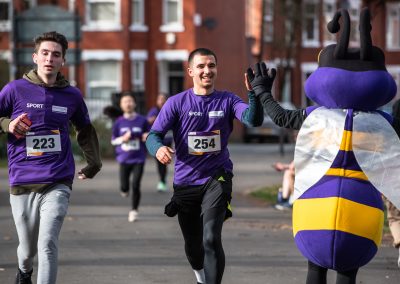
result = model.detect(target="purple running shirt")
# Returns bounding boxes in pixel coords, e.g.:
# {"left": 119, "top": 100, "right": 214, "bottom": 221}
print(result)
{"left": 112, "top": 114, "right": 150, "bottom": 164}
{"left": 0, "top": 79, "right": 91, "bottom": 186}
{"left": 151, "top": 88, "right": 248, "bottom": 186}
{"left": 146, "top": 106, "right": 160, "bottom": 120}
{"left": 147, "top": 106, "right": 173, "bottom": 145}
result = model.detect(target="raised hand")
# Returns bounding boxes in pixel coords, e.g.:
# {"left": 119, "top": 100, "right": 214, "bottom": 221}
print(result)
{"left": 246, "top": 62, "right": 276, "bottom": 96}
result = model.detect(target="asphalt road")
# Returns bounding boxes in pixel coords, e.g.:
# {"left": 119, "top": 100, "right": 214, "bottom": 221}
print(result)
{"left": 0, "top": 143, "right": 399, "bottom": 283}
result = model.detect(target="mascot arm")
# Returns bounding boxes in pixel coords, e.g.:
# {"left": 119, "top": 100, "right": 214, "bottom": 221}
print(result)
{"left": 259, "top": 92, "right": 305, "bottom": 130}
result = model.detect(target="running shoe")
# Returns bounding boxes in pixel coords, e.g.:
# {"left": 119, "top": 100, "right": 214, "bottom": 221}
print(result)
{"left": 274, "top": 201, "right": 292, "bottom": 211}
{"left": 128, "top": 210, "right": 138, "bottom": 222}
{"left": 157, "top": 181, "right": 168, "bottom": 192}
{"left": 120, "top": 191, "right": 129, "bottom": 198}
{"left": 15, "top": 268, "right": 32, "bottom": 284}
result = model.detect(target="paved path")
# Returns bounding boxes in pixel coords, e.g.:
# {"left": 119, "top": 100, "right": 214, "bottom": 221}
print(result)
{"left": 0, "top": 144, "right": 399, "bottom": 283}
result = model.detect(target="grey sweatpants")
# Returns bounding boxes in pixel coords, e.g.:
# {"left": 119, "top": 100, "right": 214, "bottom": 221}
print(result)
{"left": 10, "top": 184, "right": 70, "bottom": 284}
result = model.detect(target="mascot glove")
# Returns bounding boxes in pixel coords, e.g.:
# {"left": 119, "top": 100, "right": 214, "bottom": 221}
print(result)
{"left": 246, "top": 62, "right": 276, "bottom": 97}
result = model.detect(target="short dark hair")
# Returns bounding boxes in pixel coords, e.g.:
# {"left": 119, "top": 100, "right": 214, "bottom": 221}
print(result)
{"left": 120, "top": 91, "right": 136, "bottom": 102}
{"left": 34, "top": 31, "right": 68, "bottom": 58}
{"left": 188, "top": 48, "right": 217, "bottom": 65}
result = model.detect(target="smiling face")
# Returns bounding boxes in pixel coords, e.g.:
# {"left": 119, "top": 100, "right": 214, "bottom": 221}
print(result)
{"left": 188, "top": 54, "right": 217, "bottom": 95}
{"left": 32, "top": 40, "right": 65, "bottom": 84}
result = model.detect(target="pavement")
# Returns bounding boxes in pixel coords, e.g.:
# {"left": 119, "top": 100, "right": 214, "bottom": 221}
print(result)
{"left": 0, "top": 143, "right": 399, "bottom": 284}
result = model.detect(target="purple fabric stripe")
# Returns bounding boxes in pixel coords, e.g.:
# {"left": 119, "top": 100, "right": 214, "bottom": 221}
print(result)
{"left": 298, "top": 175, "right": 384, "bottom": 210}
{"left": 295, "top": 230, "right": 377, "bottom": 271}
{"left": 330, "top": 150, "right": 362, "bottom": 171}
{"left": 305, "top": 105, "right": 320, "bottom": 116}
{"left": 376, "top": 110, "right": 393, "bottom": 124}
{"left": 344, "top": 109, "right": 353, "bottom": 131}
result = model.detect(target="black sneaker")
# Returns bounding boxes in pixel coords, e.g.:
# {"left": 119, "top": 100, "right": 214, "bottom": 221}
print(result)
{"left": 15, "top": 268, "right": 32, "bottom": 284}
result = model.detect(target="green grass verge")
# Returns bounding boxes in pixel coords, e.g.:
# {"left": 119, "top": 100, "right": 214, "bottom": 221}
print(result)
{"left": 0, "top": 159, "right": 7, "bottom": 168}
{"left": 251, "top": 185, "right": 390, "bottom": 233}
{"left": 250, "top": 185, "right": 280, "bottom": 204}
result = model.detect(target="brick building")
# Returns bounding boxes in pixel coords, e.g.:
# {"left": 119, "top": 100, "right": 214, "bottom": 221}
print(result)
{"left": 0, "top": 0, "right": 399, "bottom": 139}
{"left": 246, "top": 0, "right": 400, "bottom": 113}
{"left": 0, "top": 0, "right": 248, "bottom": 120}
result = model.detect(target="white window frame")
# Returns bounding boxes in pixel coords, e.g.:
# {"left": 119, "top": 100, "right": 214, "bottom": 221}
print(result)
{"left": 386, "top": 3, "right": 400, "bottom": 51}
{"left": 82, "top": 50, "right": 123, "bottom": 100}
{"left": 131, "top": 61, "right": 145, "bottom": 91}
{"left": 130, "top": 0, "right": 148, "bottom": 32}
{"left": 301, "top": 63, "right": 318, "bottom": 107}
{"left": 160, "top": 0, "right": 184, "bottom": 33}
{"left": 130, "top": 50, "right": 148, "bottom": 92}
{"left": 0, "top": 50, "right": 10, "bottom": 61}
{"left": 0, "top": 0, "right": 11, "bottom": 32}
{"left": 263, "top": 0, "right": 274, "bottom": 42}
{"left": 347, "top": 0, "right": 360, "bottom": 47}
{"left": 82, "top": 0, "right": 122, "bottom": 32}
{"left": 85, "top": 60, "right": 122, "bottom": 99}
{"left": 156, "top": 50, "right": 188, "bottom": 94}
{"left": 322, "top": 0, "right": 336, "bottom": 46}
{"left": 302, "top": 0, "right": 320, "bottom": 48}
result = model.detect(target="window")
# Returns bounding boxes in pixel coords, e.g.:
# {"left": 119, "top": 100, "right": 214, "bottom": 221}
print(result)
{"left": 84, "top": 0, "right": 121, "bottom": 31}
{"left": 0, "top": 0, "right": 11, "bottom": 31}
{"left": 87, "top": 61, "right": 120, "bottom": 100}
{"left": 0, "top": 51, "right": 10, "bottom": 90}
{"left": 382, "top": 66, "right": 400, "bottom": 113}
{"left": 262, "top": 0, "right": 274, "bottom": 42}
{"left": 131, "top": 0, "right": 148, "bottom": 31}
{"left": 387, "top": 3, "right": 400, "bottom": 50}
{"left": 322, "top": 0, "right": 336, "bottom": 45}
{"left": 86, "top": 60, "right": 121, "bottom": 118}
{"left": 339, "top": 0, "right": 360, "bottom": 47}
{"left": 302, "top": 0, "right": 320, "bottom": 47}
{"left": 132, "top": 61, "right": 145, "bottom": 91}
{"left": 301, "top": 63, "right": 318, "bottom": 107}
{"left": 245, "top": 0, "right": 254, "bottom": 37}
{"left": 160, "top": 0, "right": 183, "bottom": 32}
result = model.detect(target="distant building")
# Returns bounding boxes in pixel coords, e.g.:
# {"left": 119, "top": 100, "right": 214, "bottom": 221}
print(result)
{"left": 0, "top": 0, "right": 399, "bottom": 140}
{"left": 246, "top": 0, "right": 400, "bottom": 113}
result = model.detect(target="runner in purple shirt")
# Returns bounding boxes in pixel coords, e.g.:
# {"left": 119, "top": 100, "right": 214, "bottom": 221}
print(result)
{"left": 146, "top": 92, "right": 172, "bottom": 192}
{"left": 112, "top": 93, "right": 150, "bottom": 222}
{"left": 146, "top": 48, "right": 263, "bottom": 284}
{"left": 0, "top": 31, "right": 101, "bottom": 284}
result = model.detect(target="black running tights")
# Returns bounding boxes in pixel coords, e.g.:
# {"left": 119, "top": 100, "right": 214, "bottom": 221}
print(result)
{"left": 178, "top": 207, "right": 226, "bottom": 284}
{"left": 306, "top": 261, "right": 358, "bottom": 284}
{"left": 119, "top": 163, "right": 144, "bottom": 210}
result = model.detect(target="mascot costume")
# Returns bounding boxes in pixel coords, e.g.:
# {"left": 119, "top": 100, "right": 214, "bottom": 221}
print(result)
{"left": 247, "top": 7, "right": 399, "bottom": 284}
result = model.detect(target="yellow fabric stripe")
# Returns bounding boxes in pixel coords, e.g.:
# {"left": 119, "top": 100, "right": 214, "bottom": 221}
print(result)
{"left": 293, "top": 197, "right": 383, "bottom": 246}
{"left": 325, "top": 168, "right": 368, "bottom": 181}
{"left": 339, "top": 130, "right": 352, "bottom": 151}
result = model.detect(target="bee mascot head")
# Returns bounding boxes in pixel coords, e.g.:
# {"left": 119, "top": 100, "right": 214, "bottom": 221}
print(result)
{"left": 305, "top": 8, "right": 396, "bottom": 110}
{"left": 293, "top": 7, "right": 398, "bottom": 271}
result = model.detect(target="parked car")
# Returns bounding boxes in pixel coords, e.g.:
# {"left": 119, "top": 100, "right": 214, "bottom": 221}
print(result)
{"left": 243, "top": 102, "right": 296, "bottom": 143}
